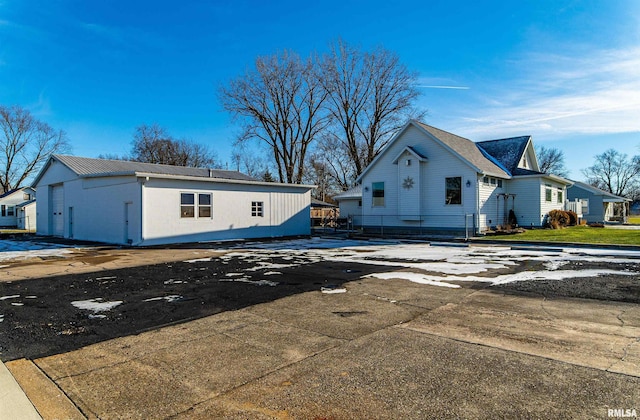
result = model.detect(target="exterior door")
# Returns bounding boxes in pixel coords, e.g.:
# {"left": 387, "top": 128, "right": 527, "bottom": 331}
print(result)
{"left": 51, "top": 185, "right": 64, "bottom": 237}
{"left": 124, "top": 202, "right": 133, "bottom": 244}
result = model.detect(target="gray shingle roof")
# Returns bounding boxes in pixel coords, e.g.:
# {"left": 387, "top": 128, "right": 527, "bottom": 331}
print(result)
{"left": 476, "top": 136, "right": 532, "bottom": 175}
{"left": 333, "top": 184, "right": 363, "bottom": 200}
{"left": 53, "top": 155, "right": 258, "bottom": 181}
{"left": 413, "top": 122, "right": 510, "bottom": 177}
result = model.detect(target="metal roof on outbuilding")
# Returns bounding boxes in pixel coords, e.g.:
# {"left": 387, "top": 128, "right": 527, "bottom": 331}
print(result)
{"left": 52, "top": 155, "right": 258, "bottom": 181}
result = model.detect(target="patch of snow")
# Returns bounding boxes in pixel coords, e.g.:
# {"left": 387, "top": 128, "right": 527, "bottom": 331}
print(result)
{"left": 164, "top": 279, "right": 186, "bottom": 285}
{"left": 72, "top": 298, "right": 123, "bottom": 313}
{"left": 366, "top": 272, "right": 461, "bottom": 288}
{"left": 184, "top": 257, "right": 212, "bottom": 263}
{"left": 263, "top": 271, "right": 282, "bottom": 276}
{"left": 96, "top": 276, "right": 116, "bottom": 280}
{"left": 144, "top": 295, "right": 184, "bottom": 303}
{"left": 10, "top": 302, "right": 23, "bottom": 306}
{"left": 321, "top": 287, "right": 347, "bottom": 294}
{"left": 0, "top": 295, "right": 20, "bottom": 300}
{"left": 225, "top": 272, "right": 245, "bottom": 277}
{"left": 89, "top": 314, "right": 107, "bottom": 319}
{"left": 220, "top": 278, "right": 278, "bottom": 287}
{"left": 0, "top": 240, "right": 76, "bottom": 262}
{"left": 0, "top": 315, "right": 3, "bottom": 322}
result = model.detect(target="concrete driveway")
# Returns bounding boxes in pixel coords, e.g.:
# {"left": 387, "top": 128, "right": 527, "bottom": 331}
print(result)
{"left": 1, "top": 238, "right": 639, "bottom": 419}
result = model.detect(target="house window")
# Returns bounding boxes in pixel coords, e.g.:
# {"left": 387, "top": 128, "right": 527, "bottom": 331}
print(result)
{"left": 251, "top": 201, "right": 264, "bottom": 217}
{"left": 180, "top": 193, "right": 195, "bottom": 218}
{"left": 372, "top": 182, "right": 385, "bottom": 207}
{"left": 483, "top": 176, "right": 489, "bottom": 185}
{"left": 7, "top": 206, "right": 14, "bottom": 216}
{"left": 545, "top": 185, "right": 552, "bottom": 202}
{"left": 1, "top": 205, "right": 5, "bottom": 217}
{"left": 557, "top": 188, "right": 563, "bottom": 204}
{"left": 497, "top": 179, "right": 503, "bottom": 188}
{"left": 358, "top": 200, "right": 362, "bottom": 207}
{"left": 445, "top": 177, "right": 462, "bottom": 205}
{"left": 198, "top": 193, "right": 212, "bottom": 218}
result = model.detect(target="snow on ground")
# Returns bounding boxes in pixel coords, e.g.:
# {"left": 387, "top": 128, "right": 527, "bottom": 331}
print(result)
{"left": 0, "top": 239, "right": 75, "bottom": 262}
{"left": 215, "top": 238, "right": 640, "bottom": 289}
{"left": 71, "top": 298, "right": 123, "bottom": 313}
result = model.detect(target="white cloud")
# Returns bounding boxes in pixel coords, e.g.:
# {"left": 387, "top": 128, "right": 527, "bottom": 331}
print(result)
{"left": 434, "top": 46, "right": 640, "bottom": 140}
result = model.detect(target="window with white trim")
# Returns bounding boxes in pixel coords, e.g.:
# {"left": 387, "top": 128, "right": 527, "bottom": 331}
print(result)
{"left": 372, "top": 182, "right": 385, "bottom": 207}
{"left": 445, "top": 177, "right": 462, "bottom": 205}
{"left": 198, "top": 193, "right": 212, "bottom": 218}
{"left": 181, "top": 193, "right": 195, "bottom": 218}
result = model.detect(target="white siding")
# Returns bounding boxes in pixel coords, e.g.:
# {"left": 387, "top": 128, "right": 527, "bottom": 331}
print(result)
{"left": 141, "top": 178, "right": 310, "bottom": 245}
{"left": 361, "top": 124, "right": 477, "bottom": 230}
{"left": 477, "top": 177, "right": 508, "bottom": 229}
{"left": 338, "top": 198, "right": 361, "bottom": 221}
{"left": 507, "top": 177, "right": 567, "bottom": 227}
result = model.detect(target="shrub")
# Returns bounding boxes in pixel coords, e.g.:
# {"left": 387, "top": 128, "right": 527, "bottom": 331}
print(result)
{"left": 548, "top": 209, "right": 570, "bottom": 227}
{"left": 566, "top": 210, "right": 578, "bottom": 226}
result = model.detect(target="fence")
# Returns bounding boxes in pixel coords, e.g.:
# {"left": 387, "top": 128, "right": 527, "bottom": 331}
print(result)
{"left": 345, "top": 213, "right": 476, "bottom": 240}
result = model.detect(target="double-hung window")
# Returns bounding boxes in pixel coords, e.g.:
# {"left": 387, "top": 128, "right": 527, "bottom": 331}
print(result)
{"left": 445, "top": 177, "right": 462, "bottom": 205}
{"left": 372, "top": 182, "right": 385, "bottom": 207}
{"left": 545, "top": 185, "right": 552, "bottom": 202}
{"left": 181, "top": 193, "right": 195, "bottom": 218}
{"left": 557, "top": 188, "right": 563, "bottom": 204}
{"left": 198, "top": 193, "right": 212, "bottom": 218}
{"left": 181, "top": 192, "right": 213, "bottom": 219}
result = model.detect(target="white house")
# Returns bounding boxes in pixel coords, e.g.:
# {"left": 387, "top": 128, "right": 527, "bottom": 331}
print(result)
{"left": 0, "top": 187, "right": 36, "bottom": 228}
{"left": 567, "top": 181, "right": 631, "bottom": 224}
{"left": 342, "top": 120, "right": 572, "bottom": 234}
{"left": 32, "top": 155, "right": 314, "bottom": 246}
{"left": 333, "top": 185, "right": 362, "bottom": 221}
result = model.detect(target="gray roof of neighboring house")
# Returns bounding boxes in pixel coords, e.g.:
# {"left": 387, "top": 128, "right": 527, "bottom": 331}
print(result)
{"left": 569, "top": 180, "right": 631, "bottom": 202}
{"left": 476, "top": 136, "right": 531, "bottom": 175}
{"left": 333, "top": 185, "right": 363, "bottom": 200}
{"left": 413, "top": 122, "right": 511, "bottom": 177}
{"left": 52, "top": 155, "right": 258, "bottom": 181}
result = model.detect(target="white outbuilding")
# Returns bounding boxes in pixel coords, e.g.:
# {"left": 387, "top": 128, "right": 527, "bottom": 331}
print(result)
{"left": 32, "top": 155, "right": 314, "bottom": 246}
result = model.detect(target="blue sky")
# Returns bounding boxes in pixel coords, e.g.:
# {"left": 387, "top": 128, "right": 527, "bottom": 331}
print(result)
{"left": 1, "top": 0, "right": 639, "bottom": 180}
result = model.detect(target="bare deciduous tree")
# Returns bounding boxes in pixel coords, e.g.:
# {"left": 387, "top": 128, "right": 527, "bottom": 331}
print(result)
{"left": 320, "top": 40, "right": 424, "bottom": 178}
{"left": 535, "top": 145, "right": 569, "bottom": 177}
{"left": 0, "top": 105, "right": 70, "bottom": 193}
{"left": 582, "top": 149, "right": 640, "bottom": 198}
{"left": 219, "top": 51, "right": 329, "bottom": 184}
{"left": 131, "top": 124, "right": 218, "bottom": 168}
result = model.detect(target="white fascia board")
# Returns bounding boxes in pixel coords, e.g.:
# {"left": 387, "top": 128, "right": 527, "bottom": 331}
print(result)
{"left": 133, "top": 172, "right": 316, "bottom": 190}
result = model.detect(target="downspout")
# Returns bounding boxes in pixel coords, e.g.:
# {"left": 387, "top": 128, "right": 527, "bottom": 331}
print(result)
{"left": 475, "top": 175, "right": 480, "bottom": 235}
{"left": 139, "top": 177, "right": 147, "bottom": 245}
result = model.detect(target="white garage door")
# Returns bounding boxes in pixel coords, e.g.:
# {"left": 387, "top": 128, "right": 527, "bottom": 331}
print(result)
{"left": 51, "top": 185, "right": 64, "bottom": 237}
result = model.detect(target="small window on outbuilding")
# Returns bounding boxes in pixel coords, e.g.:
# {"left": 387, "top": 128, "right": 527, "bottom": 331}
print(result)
{"left": 198, "top": 193, "right": 212, "bottom": 218}
{"left": 181, "top": 193, "right": 195, "bottom": 218}
{"left": 251, "top": 201, "right": 264, "bottom": 217}
{"left": 557, "top": 188, "right": 563, "bottom": 204}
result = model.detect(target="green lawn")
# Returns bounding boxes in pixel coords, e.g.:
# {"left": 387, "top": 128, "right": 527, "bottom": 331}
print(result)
{"left": 482, "top": 226, "right": 640, "bottom": 246}
{"left": 628, "top": 215, "right": 640, "bottom": 225}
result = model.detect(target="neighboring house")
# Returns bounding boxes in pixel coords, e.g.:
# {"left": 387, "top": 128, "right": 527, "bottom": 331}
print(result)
{"left": 349, "top": 120, "right": 572, "bottom": 234}
{"left": 333, "top": 185, "right": 362, "bottom": 221}
{"left": 16, "top": 200, "right": 37, "bottom": 231}
{"left": 567, "top": 181, "right": 631, "bottom": 223}
{"left": 32, "top": 155, "right": 314, "bottom": 246}
{"left": 0, "top": 187, "right": 36, "bottom": 228}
